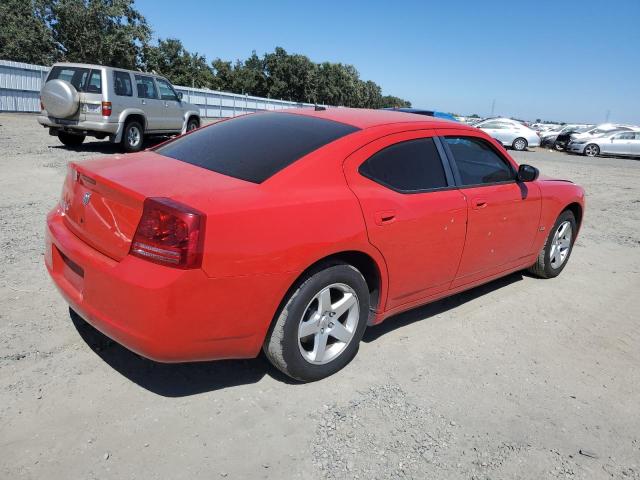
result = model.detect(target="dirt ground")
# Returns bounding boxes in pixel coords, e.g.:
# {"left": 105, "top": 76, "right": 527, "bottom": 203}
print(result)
{"left": 1, "top": 113, "right": 639, "bottom": 479}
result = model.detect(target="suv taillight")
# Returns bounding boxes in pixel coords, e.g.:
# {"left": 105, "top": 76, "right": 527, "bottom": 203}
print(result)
{"left": 130, "top": 198, "right": 206, "bottom": 269}
{"left": 101, "top": 101, "right": 112, "bottom": 117}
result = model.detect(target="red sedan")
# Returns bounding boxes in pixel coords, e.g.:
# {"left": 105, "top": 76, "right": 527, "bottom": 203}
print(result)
{"left": 45, "top": 108, "right": 585, "bottom": 381}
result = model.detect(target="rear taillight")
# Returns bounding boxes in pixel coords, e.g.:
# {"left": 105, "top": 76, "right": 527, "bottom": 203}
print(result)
{"left": 101, "top": 101, "right": 112, "bottom": 117}
{"left": 130, "top": 198, "right": 205, "bottom": 269}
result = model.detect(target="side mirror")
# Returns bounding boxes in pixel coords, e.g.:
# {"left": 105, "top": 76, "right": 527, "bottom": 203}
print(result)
{"left": 517, "top": 164, "right": 539, "bottom": 182}
{"left": 177, "top": 92, "right": 183, "bottom": 101}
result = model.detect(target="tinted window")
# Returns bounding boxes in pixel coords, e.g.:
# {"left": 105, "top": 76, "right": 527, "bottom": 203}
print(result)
{"left": 135, "top": 75, "right": 157, "bottom": 99}
{"left": 155, "top": 112, "right": 359, "bottom": 183}
{"left": 156, "top": 78, "right": 178, "bottom": 101}
{"left": 47, "top": 66, "right": 89, "bottom": 91}
{"left": 86, "top": 70, "right": 102, "bottom": 93}
{"left": 445, "top": 136, "right": 514, "bottom": 185}
{"left": 113, "top": 71, "right": 133, "bottom": 96}
{"left": 359, "top": 138, "right": 447, "bottom": 192}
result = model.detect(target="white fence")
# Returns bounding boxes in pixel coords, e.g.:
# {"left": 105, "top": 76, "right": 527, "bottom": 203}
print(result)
{"left": 0, "top": 59, "right": 317, "bottom": 117}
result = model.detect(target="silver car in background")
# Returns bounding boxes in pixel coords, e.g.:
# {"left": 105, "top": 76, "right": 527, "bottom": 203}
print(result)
{"left": 567, "top": 130, "right": 640, "bottom": 157}
{"left": 473, "top": 117, "right": 540, "bottom": 151}
{"left": 37, "top": 62, "right": 201, "bottom": 152}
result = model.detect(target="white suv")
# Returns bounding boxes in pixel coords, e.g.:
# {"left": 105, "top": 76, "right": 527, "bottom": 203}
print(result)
{"left": 37, "top": 63, "right": 201, "bottom": 152}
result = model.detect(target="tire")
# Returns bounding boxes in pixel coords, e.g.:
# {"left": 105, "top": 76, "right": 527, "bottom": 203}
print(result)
{"left": 122, "top": 120, "right": 144, "bottom": 153}
{"left": 554, "top": 141, "right": 565, "bottom": 151}
{"left": 264, "top": 262, "right": 370, "bottom": 382}
{"left": 528, "top": 210, "right": 577, "bottom": 279}
{"left": 583, "top": 143, "right": 599, "bottom": 157}
{"left": 57, "top": 131, "right": 85, "bottom": 147}
{"left": 512, "top": 137, "right": 528, "bottom": 151}
{"left": 186, "top": 117, "right": 199, "bottom": 132}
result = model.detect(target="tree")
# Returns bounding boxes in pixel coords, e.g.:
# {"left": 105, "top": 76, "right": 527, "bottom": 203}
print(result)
{"left": 48, "top": 0, "right": 150, "bottom": 69}
{"left": 0, "top": 0, "right": 57, "bottom": 64}
{"left": 380, "top": 95, "right": 411, "bottom": 108}
{"left": 143, "top": 38, "right": 213, "bottom": 88}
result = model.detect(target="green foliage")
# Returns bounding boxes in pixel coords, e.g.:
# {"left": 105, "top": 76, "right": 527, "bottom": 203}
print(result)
{"left": 49, "top": 0, "right": 150, "bottom": 69}
{"left": 0, "top": 2, "right": 410, "bottom": 107}
{"left": 143, "top": 38, "right": 212, "bottom": 88}
{"left": 0, "top": 0, "right": 57, "bottom": 64}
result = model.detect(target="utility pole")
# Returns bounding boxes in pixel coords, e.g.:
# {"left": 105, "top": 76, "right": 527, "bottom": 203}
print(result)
{"left": 605, "top": 109, "right": 610, "bottom": 122}
{"left": 490, "top": 99, "right": 496, "bottom": 117}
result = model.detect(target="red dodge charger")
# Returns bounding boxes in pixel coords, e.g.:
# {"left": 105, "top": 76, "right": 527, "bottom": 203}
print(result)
{"left": 45, "top": 108, "right": 585, "bottom": 381}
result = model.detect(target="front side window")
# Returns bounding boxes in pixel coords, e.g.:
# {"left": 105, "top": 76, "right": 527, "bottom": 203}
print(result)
{"left": 445, "top": 136, "right": 514, "bottom": 185}
{"left": 156, "top": 78, "right": 178, "bottom": 101}
{"left": 359, "top": 138, "right": 448, "bottom": 192}
{"left": 135, "top": 75, "right": 158, "bottom": 99}
{"left": 113, "top": 71, "right": 133, "bottom": 96}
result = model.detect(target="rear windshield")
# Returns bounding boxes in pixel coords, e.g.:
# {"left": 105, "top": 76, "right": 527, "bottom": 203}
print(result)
{"left": 47, "top": 66, "right": 102, "bottom": 93}
{"left": 155, "top": 112, "right": 360, "bottom": 183}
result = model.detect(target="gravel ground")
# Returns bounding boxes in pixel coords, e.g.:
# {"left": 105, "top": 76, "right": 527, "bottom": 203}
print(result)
{"left": 1, "top": 113, "right": 639, "bottom": 479}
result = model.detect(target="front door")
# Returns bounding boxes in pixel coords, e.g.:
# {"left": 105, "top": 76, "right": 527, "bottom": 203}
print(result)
{"left": 155, "top": 77, "right": 184, "bottom": 132}
{"left": 437, "top": 130, "right": 541, "bottom": 287}
{"left": 607, "top": 132, "right": 635, "bottom": 155}
{"left": 343, "top": 131, "right": 468, "bottom": 310}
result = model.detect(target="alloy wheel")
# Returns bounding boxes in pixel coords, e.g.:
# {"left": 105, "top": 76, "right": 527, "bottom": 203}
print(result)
{"left": 584, "top": 144, "right": 599, "bottom": 157}
{"left": 127, "top": 125, "right": 141, "bottom": 147}
{"left": 549, "top": 221, "right": 572, "bottom": 269}
{"left": 297, "top": 283, "right": 359, "bottom": 365}
{"left": 514, "top": 138, "right": 527, "bottom": 151}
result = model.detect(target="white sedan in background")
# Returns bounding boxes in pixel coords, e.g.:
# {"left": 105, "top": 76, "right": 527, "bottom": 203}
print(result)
{"left": 473, "top": 118, "right": 540, "bottom": 151}
{"left": 567, "top": 130, "right": 640, "bottom": 157}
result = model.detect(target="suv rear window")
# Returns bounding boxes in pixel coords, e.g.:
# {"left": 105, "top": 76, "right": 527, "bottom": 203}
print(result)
{"left": 47, "top": 66, "right": 102, "bottom": 93}
{"left": 155, "top": 112, "right": 360, "bottom": 183}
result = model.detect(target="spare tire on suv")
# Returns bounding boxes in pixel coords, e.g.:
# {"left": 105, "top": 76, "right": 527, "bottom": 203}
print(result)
{"left": 41, "top": 79, "right": 80, "bottom": 118}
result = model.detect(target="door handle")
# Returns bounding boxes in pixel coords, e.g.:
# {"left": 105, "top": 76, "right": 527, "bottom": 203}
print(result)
{"left": 374, "top": 210, "right": 396, "bottom": 225}
{"left": 472, "top": 199, "right": 488, "bottom": 209}
{"left": 141, "top": 99, "right": 146, "bottom": 105}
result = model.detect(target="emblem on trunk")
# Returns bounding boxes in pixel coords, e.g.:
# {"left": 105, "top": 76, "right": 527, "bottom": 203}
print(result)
{"left": 82, "top": 192, "right": 92, "bottom": 206}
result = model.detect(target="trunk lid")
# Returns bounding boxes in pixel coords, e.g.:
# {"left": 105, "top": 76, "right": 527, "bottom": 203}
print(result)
{"left": 62, "top": 151, "right": 251, "bottom": 261}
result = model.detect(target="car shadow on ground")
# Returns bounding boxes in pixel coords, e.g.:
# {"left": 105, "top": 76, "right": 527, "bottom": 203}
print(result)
{"left": 70, "top": 310, "right": 297, "bottom": 397}
{"left": 70, "top": 272, "right": 524, "bottom": 396}
{"left": 50, "top": 137, "right": 167, "bottom": 154}
{"left": 363, "top": 272, "right": 523, "bottom": 342}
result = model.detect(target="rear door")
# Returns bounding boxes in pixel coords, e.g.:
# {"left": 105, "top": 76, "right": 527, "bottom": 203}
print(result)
{"left": 438, "top": 129, "right": 541, "bottom": 287}
{"left": 629, "top": 132, "right": 640, "bottom": 156}
{"left": 155, "top": 77, "right": 184, "bottom": 132}
{"left": 81, "top": 69, "right": 106, "bottom": 123}
{"left": 344, "top": 130, "right": 468, "bottom": 309}
{"left": 607, "top": 132, "right": 635, "bottom": 155}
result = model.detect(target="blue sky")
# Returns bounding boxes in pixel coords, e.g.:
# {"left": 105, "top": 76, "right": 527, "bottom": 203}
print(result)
{"left": 136, "top": 0, "right": 640, "bottom": 124}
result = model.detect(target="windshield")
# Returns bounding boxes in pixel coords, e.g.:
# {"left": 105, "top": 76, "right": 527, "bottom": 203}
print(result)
{"left": 47, "top": 66, "right": 102, "bottom": 93}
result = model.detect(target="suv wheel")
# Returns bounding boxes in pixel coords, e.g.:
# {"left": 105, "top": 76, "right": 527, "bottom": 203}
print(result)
{"left": 264, "top": 263, "right": 369, "bottom": 382}
{"left": 57, "top": 131, "right": 85, "bottom": 147}
{"left": 122, "top": 121, "right": 144, "bottom": 153}
{"left": 187, "top": 118, "right": 199, "bottom": 132}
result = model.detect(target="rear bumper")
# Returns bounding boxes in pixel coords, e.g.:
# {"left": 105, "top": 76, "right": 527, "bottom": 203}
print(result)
{"left": 45, "top": 208, "right": 289, "bottom": 362}
{"left": 37, "top": 115, "right": 119, "bottom": 135}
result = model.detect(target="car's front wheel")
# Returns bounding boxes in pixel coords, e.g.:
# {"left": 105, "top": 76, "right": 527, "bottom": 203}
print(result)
{"left": 528, "top": 210, "right": 577, "bottom": 278}
{"left": 186, "top": 118, "right": 199, "bottom": 132}
{"left": 512, "top": 137, "right": 528, "bottom": 151}
{"left": 264, "top": 263, "right": 370, "bottom": 382}
{"left": 584, "top": 143, "right": 600, "bottom": 157}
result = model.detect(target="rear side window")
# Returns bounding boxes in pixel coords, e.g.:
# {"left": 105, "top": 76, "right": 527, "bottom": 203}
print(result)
{"left": 47, "top": 66, "right": 89, "bottom": 91}
{"left": 359, "top": 138, "right": 448, "bottom": 192}
{"left": 445, "top": 136, "right": 514, "bottom": 185}
{"left": 135, "top": 75, "right": 158, "bottom": 99}
{"left": 113, "top": 71, "right": 133, "bottom": 96}
{"left": 155, "top": 112, "right": 360, "bottom": 183}
{"left": 86, "top": 70, "right": 102, "bottom": 93}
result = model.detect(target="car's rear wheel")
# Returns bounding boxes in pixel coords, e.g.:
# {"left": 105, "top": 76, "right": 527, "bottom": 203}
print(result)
{"left": 122, "top": 120, "right": 144, "bottom": 153}
{"left": 512, "top": 137, "right": 528, "bottom": 151}
{"left": 57, "top": 131, "right": 85, "bottom": 147}
{"left": 528, "top": 210, "right": 577, "bottom": 279}
{"left": 264, "top": 263, "right": 369, "bottom": 382}
{"left": 187, "top": 118, "right": 199, "bottom": 132}
{"left": 584, "top": 143, "right": 599, "bottom": 157}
